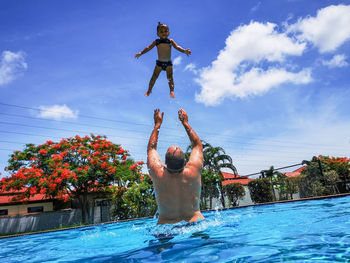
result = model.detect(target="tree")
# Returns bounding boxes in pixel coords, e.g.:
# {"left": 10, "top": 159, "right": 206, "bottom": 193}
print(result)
{"left": 0, "top": 135, "right": 143, "bottom": 223}
{"left": 248, "top": 178, "right": 274, "bottom": 204}
{"left": 285, "top": 177, "right": 300, "bottom": 199}
{"left": 224, "top": 183, "right": 245, "bottom": 206}
{"left": 111, "top": 174, "right": 157, "bottom": 220}
{"left": 260, "top": 166, "right": 281, "bottom": 201}
{"left": 200, "top": 170, "right": 220, "bottom": 210}
{"left": 186, "top": 141, "right": 238, "bottom": 209}
{"left": 319, "top": 156, "right": 349, "bottom": 193}
{"left": 324, "top": 170, "right": 340, "bottom": 194}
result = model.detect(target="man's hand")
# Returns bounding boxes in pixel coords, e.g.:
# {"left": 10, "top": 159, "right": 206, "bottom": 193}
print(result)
{"left": 154, "top": 109, "right": 164, "bottom": 127}
{"left": 184, "top": 49, "right": 191, "bottom": 56}
{"left": 134, "top": 52, "right": 142, "bottom": 59}
{"left": 178, "top": 109, "right": 188, "bottom": 124}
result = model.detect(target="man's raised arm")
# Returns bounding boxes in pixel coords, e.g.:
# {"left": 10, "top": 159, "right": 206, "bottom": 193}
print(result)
{"left": 147, "top": 109, "right": 164, "bottom": 172}
{"left": 178, "top": 109, "right": 203, "bottom": 169}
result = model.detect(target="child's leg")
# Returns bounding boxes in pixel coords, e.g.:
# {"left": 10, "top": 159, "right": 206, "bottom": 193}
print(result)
{"left": 146, "top": 66, "right": 162, "bottom": 96}
{"left": 166, "top": 66, "right": 175, "bottom": 98}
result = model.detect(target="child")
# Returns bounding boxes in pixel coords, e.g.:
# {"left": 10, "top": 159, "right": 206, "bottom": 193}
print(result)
{"left": 135, "top": 22, "right": 191, "bottom": 98}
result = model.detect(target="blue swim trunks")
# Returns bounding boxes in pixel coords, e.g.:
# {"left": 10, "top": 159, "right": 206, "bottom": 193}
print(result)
{"left": 156, "top": 60, "right": 173, "bottom": 71}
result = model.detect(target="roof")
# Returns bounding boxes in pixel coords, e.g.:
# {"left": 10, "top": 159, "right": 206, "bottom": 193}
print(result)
{"left": 283, "top": 166, "right": 306, "bottom": 178}
{"left": 0, "top": 193, "right": 51, "bottom": 205}
{"left": 221, "top": 172, "right": 253, "bottom": 186}
{"left": 0, "top": 185, "right": 112, "bottom": 205}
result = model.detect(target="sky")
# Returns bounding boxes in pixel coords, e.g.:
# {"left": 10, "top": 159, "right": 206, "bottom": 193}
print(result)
{"left": 1, "top": 0, "right": 350, "bottom": 178}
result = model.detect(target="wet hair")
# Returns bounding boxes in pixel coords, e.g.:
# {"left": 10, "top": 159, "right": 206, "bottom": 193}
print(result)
{"left": 157, "top": 22, "right": 169, "bottom": 32}
{"left": 165, "top": 146, "right": 185, "bottom": 172}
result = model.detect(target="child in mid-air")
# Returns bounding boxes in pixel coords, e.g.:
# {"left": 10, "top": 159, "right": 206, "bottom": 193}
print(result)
{"left": 135, "top": 22, "right": 191, "bottom": 98}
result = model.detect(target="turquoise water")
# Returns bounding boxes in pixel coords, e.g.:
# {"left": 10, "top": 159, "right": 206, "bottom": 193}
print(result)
{"left": 1, "top": 196, "right": 350, "bottom": 262}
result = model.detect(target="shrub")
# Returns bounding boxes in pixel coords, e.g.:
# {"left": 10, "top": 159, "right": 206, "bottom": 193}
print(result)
{"left": 224, "top": 183, "right": 245, "bottom": 206}
{"left": 111, "top": 175, "right": 157, "bottom": 220}
{"left": 248, "top": 178, "right": 274, "bottom": 204}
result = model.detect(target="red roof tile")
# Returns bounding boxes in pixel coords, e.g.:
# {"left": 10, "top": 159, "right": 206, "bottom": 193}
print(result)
{"left": 221, "top": 172, "right": 253, "bottom": 186}
{"left": 284, "top": 166, "right": 306, "bottom": 178}
{"left": 0, "top": 193, "right": 50, "bottom": 205}
{"left": 222, "top": 178, "right": 253, "bottom": 186}
{"left": 222, "top": 172, "right": 239, "bottom": 179}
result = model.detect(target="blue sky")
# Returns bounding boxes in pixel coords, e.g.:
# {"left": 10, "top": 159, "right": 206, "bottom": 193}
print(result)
{"left": 1, "top": 0, "right": 350, "bottom": 178}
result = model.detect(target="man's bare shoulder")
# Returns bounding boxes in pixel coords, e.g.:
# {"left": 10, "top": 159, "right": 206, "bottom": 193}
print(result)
{"left": 149, "top": 165, "right": 165, "bottom": 180}
{"left": 183, "top": 164, "right": 201, "bottom": 179}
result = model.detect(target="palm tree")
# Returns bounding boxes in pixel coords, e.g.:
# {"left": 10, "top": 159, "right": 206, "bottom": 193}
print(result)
{"left": 186, "top": 141, "right": 238, "bottom": 208}
{"left": 260, "top": 166, "right": 282, "bottom": 201}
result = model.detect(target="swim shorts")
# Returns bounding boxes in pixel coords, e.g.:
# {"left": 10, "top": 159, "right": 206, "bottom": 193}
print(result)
{"left": 156, "top": 60, "right": 173, "bottom": 71}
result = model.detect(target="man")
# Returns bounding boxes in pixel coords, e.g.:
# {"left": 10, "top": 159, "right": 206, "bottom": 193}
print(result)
{"left": 147, "top": 108, "right": 205, "bottom": 224}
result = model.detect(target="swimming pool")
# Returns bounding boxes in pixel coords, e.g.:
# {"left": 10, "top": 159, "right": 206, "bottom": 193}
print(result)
{"left": 1, "top": 196, "right": 350, "bottom": 262}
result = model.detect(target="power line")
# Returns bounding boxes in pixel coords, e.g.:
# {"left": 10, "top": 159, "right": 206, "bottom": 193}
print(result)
{"left": 0, "top": 129, "right": 348, "bottom": 162}
{"left": 1, "top": 101, "right": 346, "bottom": 149}
{"left": 1, "top": 118, "right": 348, "bottom": 152}
{"left": 0, "top": 102, "right": 150, "bottom": 127}
{"left": 226, "top": 163, "right": 304, "bottom": 178}
{"left": 0, "top": 112, "right": 179, "bottom": 136}
{"left": 0, "top": 123, "right": 179, "bottom": 144}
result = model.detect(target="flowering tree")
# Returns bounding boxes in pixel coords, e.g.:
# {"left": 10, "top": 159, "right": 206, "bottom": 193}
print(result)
{"left": 0, "top": 134, "right": 144, "bottom": 223}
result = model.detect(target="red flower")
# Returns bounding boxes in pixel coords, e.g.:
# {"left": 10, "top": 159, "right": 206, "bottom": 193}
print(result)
{"left": 55, "top": 178, "right": 62, "bottom": 184}
{"left": 39, "top": 149, "right": 47, "bottom": 155}
{"left": 108, "top": 168, "right": 116, "bottom": 175}
{"left": 29, "top": 187, "right": 37, "bottom": 195}
{"left": 60, "top": 152, "right": 68, "bottom": 158}
{"left": 101, "top": 162, "right": 109, "bottom": 169}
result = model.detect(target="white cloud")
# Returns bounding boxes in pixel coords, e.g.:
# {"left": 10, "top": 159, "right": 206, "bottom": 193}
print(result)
{"left": 250, "top": 1, "right": 261, "bottom": 13}
{"left": 184, "top": 63, "right": 198, "bottom": 74}
{"left": 0, "top": 51, "right": 27, "bottom": 86}
{"left": 322, "top": 54, "right": 348, "bottom": 68}
{"left": 288, "top": 5, "right": 350, "bottom": 53}
{"left": 195, "top": 21, "right": 308, "bottom": 106}
{"left": 173, "top": 56, "right": 182, "bottom": 66}
{"left": 37, "top": 104, "right": 79, "bottom": 120}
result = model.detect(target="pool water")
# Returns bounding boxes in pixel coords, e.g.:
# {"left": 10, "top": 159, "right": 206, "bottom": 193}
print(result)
{"left": 1, "top": 196, "right": 350, "bottom": 262}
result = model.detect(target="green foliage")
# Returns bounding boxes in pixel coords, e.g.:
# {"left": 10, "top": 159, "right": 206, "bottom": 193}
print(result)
{"left": 186, "top": 140, "right": 238, "bottom": 209}
{"left": 299, "top": 156, "right": 334, "bottom": 197}
{"left": 320, "top": 156, "right": 350, "bottom": 180}
{"left": 248, "top": 178, "right": 274, "bottom": 204}
{"left": 223, "top": 183, "right": 245, "bottom": 206}
{"left": 111, "top": 175, "right": 157, "bottom": 220}
{"left": 273, "top": 175, "right": 288, "bottom": 201}
{"left": 284, "top": 177, "right": 300, "bottom": 199}
{"left": 200, "top": 170, "right": 220, "bottom": 210}
{"left": 324, "top": 170, "right": 340, "bottom": 194}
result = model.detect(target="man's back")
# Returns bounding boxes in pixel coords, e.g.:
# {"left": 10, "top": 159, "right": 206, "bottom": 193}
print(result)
{"left": 147, "top": 109, "right": 204, "bottom": 224}
{"left": 150, "top": 165, "right": 204, "bottom": 224}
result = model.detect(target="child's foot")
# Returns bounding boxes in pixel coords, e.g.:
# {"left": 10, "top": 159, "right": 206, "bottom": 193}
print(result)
{"left": 144, "top": 91, "right": 152, "bottom": 96}
{"left": 170, "top": 91, "right": 175, "bottom": 98}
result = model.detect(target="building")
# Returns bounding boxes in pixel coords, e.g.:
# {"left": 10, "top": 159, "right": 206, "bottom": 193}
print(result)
{"left": 212, "top": 172, "right": 255, "bottom": 207}
{"left": 0, "top": 189, "right": 55, "bottom": 217}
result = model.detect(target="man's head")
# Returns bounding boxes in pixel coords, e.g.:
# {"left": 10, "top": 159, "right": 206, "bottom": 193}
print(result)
{"left": 165, "top": 145, "right": 185, "bottom": 173}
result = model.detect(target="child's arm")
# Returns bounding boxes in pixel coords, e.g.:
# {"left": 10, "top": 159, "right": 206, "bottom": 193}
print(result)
{"left": 135, "top": 40, "right": 156, "bottom": 59}
{"left": 170, "top": 39, "right": 191, "bottom": 56}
